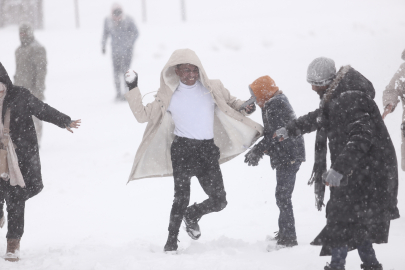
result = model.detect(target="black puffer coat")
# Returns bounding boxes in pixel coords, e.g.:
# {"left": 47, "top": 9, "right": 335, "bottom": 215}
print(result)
{"left": 286, "top": 66, "right": 400, "bottom": 253}
{"left": 0, "top": 63, "right": 71, "bottom": 199}
{"left": 255, "top": 93, "right": 305, "bottom": 169}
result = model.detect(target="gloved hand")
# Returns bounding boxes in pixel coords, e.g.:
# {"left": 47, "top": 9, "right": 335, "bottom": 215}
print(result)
{"left": 244, "top": 146, "right": 263, "bottom": 166}
{"left": 102, "top": 47, "right": 106, "bottom": 54}
{"left": 273, "top": 127, "right": 289, "bottom": 141}
{"left": 322, "top": 169, "right": 343, "bottom": 187}
{"left": 125, "top": 70, "right": 138, "bottom": 90}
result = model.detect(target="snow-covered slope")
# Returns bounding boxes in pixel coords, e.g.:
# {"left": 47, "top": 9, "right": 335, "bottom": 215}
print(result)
{"left": 0, "top": 0, "right": 404, "bottom": 269}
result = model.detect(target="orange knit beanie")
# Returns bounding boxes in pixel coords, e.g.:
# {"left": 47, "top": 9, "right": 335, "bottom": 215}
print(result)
{"left": 250, "top": 75, "right": 279, "bottom": 108}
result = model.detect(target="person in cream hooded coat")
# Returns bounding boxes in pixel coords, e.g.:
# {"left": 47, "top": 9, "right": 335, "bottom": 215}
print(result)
{"left": 125, "top": 49, "right": 263, "bottom": 252}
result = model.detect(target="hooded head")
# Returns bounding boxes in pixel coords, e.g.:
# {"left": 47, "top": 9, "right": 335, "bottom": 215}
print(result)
{"left": 161, "top": 49, "right": 209, "bottom": 92}
{"left": 111, "top": 3, "right": 123, "bottom": 22}
{"left": 402, "top": 48, "right": 405, "bottom": 61}
{"left": 19, "top": 22, "right": 35, "bottom": 46}
{"left": 307, "top": 57, "right": 336, "bottom": 86}
{"left": 249, "top": 76, "right": 279, "bottom": 108}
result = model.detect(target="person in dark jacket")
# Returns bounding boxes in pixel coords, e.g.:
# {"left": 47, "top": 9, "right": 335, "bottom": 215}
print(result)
{"left": 0, "top": 62, "right": 80, "bottom": 262}
{"left": 274, "top": 57, "right": 399, "bottom": 270}
{"left": 102, "top": 3, "right": 139, "bottom": 101}
{"left": 244, "top": 75, "right": 305, "bottom": 249}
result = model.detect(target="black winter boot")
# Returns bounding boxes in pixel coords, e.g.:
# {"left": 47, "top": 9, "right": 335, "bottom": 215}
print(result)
{"left": 324, "top": 263, "right": 345, "bottom": 270}
{"left": 361, "top": 263, "right": 383, "bottom": 270}
{"left": 164, "top": 231, "right": 179, "bottom": 253}
{"left": 183, "top": 203, "right": 202, "bottom": 240}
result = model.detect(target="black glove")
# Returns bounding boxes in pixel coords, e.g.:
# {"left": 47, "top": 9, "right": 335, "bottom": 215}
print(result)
{"left": 125, "top": 70, "right": 138, "bottom": 90}
{"left": 244, "top": 145, "right": 263, "bottom": 166}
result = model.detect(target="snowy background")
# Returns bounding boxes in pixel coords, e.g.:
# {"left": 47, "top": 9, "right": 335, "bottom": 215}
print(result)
{"left": 0, "top": 0, "right": 405, "bottom": 269}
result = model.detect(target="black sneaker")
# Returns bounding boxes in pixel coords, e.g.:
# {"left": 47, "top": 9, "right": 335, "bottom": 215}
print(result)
{"left": 183, "top": 204, "right": 201, "bottom": 240}
{"left": 164, "top": 232, "right": 179, "bottom": 253}
{"left": 361, "top": 263, "right": 383, "bottom": 270}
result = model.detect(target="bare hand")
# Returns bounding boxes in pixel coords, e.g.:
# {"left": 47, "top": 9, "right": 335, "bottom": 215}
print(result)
{"left": 245, "top": 104, "right": 255, "bottom": 113}
{"left": 382, "top": 104, "right": 393, "bottom": 120}
{"left": 66, "top": 119, "right": 81, "bottom": 133}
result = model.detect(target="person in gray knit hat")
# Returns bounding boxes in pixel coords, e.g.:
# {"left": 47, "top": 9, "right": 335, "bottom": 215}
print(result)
{"left": 382, "top": 47, "right": 405, "bottom": 170}
{"left": 274, "top": 57, "right": 398, "bottom": 270}
{"left": 307, "top": 57, "right": 337, "bottom": 86}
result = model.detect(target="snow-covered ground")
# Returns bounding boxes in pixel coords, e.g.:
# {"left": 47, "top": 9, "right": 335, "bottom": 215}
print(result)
{"left": 0, "top": 0, "right": 405, "bottom": 269}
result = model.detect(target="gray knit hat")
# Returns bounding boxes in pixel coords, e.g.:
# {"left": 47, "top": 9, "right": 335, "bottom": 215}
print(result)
{"left": 402, "top": 48, "right": 405, "bottom": 61}
{"left": 307, "top": 57, "right": 336, "bottom": 86}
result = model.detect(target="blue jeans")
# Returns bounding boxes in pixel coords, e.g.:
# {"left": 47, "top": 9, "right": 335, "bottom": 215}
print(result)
{"left": 275, "top": 162, "right": 301, "bottom": 241}
{"left": 330, "top": 240, "right": 379, "bottom": 269}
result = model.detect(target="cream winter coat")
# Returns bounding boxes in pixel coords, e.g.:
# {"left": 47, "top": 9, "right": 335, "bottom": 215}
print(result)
{"left": 125, "top": 49, "right": 263, "bottom": 181}
{"left": 382, "top": 51, "right": 405, "bottom": 170}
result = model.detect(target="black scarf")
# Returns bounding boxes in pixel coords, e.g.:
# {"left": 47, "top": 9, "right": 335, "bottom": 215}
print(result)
{"left": 307, "top": 65, "right": 351, "bottom": 211}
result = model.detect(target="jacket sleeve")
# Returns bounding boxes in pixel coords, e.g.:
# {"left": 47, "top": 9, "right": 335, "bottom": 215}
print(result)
{"left": 286, "top": 108, "right": 321, "bottom": 137}
{"left": 102, "top": 18, "right": 110, "bottom": 51}
{"left": 33, "top": 46, "right": 47, "bottom": 94}
{"left": 255, "top": 99, "right": 287, "bottom": 153}
{"left": 382, "top": 63, "right": 405, "bottom": 112}
{"left": 331, "top": 93, "right": 373, "bottom": 175}
{"left": 124, "top": 87, "right": 161, "bottom": 123}
{"left": 25, "top": 90, "right": 71, "bottom": 128}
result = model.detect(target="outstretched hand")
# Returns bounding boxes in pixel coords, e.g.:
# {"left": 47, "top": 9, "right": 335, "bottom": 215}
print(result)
{"left": 66, "top": 119, "right": 81, "bottom": 133}
{"left": 382, "top": 104, "right": 393, "bottom": 120}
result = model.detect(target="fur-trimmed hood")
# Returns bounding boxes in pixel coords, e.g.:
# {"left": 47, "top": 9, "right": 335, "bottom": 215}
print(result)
{"left": 321, "top": 65, "right": 375, "bottom": 106}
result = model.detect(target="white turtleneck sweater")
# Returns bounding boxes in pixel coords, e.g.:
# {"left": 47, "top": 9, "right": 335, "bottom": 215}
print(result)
{"left": 167, "top": 80, "right": 215, "bottom": 140}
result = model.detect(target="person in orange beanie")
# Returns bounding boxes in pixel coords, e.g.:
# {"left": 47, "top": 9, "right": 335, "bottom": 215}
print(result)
{"left": 244, "top": 75, "right": 305, "bottom": 249}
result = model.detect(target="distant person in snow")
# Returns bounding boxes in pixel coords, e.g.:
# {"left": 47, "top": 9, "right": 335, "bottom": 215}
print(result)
{"left": 14, "top": 22, "right": 47, "bottom": 146}
{"left": 274, "top": 57, "right": 399, "bottom": 270}
{"left": 244, "top": 76, "right": 305, "bottom": 249}
{"left": 0, "top": 63, "right": 81, "bottom": 262}
{"left": 102, "top": 3, "right": 139, "bottom": 101}
{"left": 382, "top": 48, "right": 405, "bottom": 171}
{"left": 124, "top": 49, "right": 262, "bottom": 253}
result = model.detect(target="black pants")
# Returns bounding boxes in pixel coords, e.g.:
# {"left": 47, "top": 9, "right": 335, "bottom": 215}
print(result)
{"left": 168, "top": 136, "right": 227, "bottom": 233}
{"left": 112, "top": 50, "right": 132, "bottom": 97}
{"left": 0, "top": 180, "right": 26, "bottom": 239}
{"left": 275, "top": 162, "right": 301, "bottom": 241}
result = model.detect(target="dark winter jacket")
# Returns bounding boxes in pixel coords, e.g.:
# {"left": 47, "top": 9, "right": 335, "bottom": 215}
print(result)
{"left": 0, "top": 63, "right": 71, "bottom": 199}
{"left": 256, "top": 93, "right": 305, "bottom": 169}
{"left": 286, "top": 66, "right": 400, "bottom": 225}
{"left": 102, "top": 16, "right": 139, "bottom": 56}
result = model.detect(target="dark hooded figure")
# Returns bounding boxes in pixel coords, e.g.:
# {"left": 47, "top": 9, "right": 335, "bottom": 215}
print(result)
{"left": 274, "top": 57, "right": 399, "bottom": 270}
{"left": 0, "top": 63, "right": 81, "bottom": 262}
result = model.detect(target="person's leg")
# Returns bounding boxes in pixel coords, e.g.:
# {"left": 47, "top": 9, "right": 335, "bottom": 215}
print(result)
{"left": 275, "top": 162, "right": 300, "bottom": 244}
{"left": 0, "top": 180, "right": 5, "bottom": 227}
{"left": 193, "top": 141, "right": 227, "bottom": 218}
{"left": 112, "top": 52, "right": 122, "bottom": 98}
{"left": 330, "top": 246, "right": 348, "bottom": 270}
{"left": 5, "top": 186, "right": 25, "bottom": 240}
{"left": 165, "top": 138, "right": 195, "bottom": 251}
{"left": 358, "top": 240, "right": 381, "bottom": 268}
